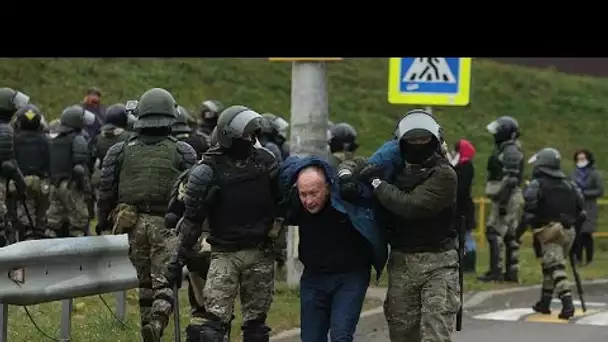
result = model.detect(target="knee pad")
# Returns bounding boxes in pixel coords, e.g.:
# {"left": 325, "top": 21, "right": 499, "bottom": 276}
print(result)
{"left": 186, "top": 322, "right": 225, "bottom": 342}
{"left": 242, "top": 317, "right": 271, "bottom": 342}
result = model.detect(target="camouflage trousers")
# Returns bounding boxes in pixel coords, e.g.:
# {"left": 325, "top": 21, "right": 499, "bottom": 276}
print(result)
{"left": 128, "top": 214, "right": 178, "bottom": 335}
{"left": 185, "top": 233, "right": 212, "bottom": 321}
{"left": 0, "top": 178, "right": 10, "bottom": 246}
{"left": 202, "top": 248, "right": 275, "bottom": 325}
{"left": 45, "top": 180, "right": 89, "bottom": 238}
{"left": 486, "top": 189, "right": 524, "bottom": 273}
{"left": 384, "top": 249, "right": 460, "bottom": 342}
{"left": 10, "top": 176, "right": 50, "bottom": 240}
{"left": 534, "top": 222, "right": 575, "bottom": 298}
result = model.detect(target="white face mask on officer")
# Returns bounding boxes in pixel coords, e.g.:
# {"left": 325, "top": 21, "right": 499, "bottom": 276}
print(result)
{"left": 576, "top": 160, "right": 589, "bottom": 168}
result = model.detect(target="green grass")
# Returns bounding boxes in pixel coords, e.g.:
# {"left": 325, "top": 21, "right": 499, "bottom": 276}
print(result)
{"left": 7, "top": 282, "right": 380, "bottom": 342}
{"left": 372, "top": 235, "right": 608, "bottom": 292}
{"left": 3, "top": 58, "right": 608, "bottom": 197}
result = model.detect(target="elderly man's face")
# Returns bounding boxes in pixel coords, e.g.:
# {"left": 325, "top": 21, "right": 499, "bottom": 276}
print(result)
{"left": 296, "top": 168, "right": 329, "bottom": 214}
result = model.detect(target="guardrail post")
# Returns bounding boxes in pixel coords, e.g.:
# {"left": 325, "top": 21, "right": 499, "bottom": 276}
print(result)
{"left": 60, "top": 299, "right": 73, "bottom": 341}
{"left": 115, "top": 291, "right": 126, "bottom": 322}
{"left": 0, "top": 304, "right": 7, "bottom": 342}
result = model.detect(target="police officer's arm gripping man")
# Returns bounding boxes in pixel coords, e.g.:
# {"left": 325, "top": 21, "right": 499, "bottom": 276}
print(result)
{"left": 374, "top": 165, "right": 457, "bottom": 218}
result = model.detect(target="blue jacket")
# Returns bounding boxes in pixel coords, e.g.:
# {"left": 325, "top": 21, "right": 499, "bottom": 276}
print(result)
{"left": 278, "top": 155, "right": 388, "bottom": 280}
{"left": 368, "top": 139, "right": 403, "bottom": 181}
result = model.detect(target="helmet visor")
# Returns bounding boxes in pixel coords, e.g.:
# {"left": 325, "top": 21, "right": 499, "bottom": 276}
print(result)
{"left": 396, "top": 112, "right": 440, "bottom": 141}
{"left": 83, "top": 109, "right": 96, "bottom": 126}
{"left": 13, "top": 91, "right": 30, "bottom": 109}
{"left": 226, "top": 109, "right": 262, "bottom": 139}
{"left": 486, "top": 120, "right": 499, "bottom": 134}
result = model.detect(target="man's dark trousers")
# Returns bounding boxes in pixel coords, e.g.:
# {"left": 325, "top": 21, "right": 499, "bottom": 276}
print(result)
{"left": 300, "top": 267, "right": 370, "bottom": 342}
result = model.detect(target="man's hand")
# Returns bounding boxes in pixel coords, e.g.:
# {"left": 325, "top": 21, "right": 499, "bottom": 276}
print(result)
{"left": 165, "top": 258, "right": 183, "bottom": 289}
{"left": 359, "top": 164, "right": 384, "bottom": 184}
{"left": 338, "top": 175, "right": 362, "bottom": 202}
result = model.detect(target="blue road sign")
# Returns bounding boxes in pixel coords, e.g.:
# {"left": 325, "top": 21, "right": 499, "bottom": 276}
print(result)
{"left": 388, "top": 57, "right": 472, "bottom": 106}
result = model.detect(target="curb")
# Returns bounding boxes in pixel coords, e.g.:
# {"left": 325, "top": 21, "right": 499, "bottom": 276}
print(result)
{"left": 270, "top": 279, "right": 608, "bottom": 341}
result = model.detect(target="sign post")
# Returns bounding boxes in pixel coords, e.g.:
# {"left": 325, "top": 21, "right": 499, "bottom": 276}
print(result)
{"left": 269, "top": 57, "right": 343, "bottom": 288}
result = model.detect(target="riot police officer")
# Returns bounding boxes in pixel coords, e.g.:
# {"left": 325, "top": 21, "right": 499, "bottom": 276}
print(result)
{"left": 92, "top": 103, "right": 134, "bottom": 168}
{"left": 97, "top": 88, "right": 197, "bottom": 342}
{"left": 172, "top": 106, "right": 210, "bottom": 159}
{"left": 260, "top": 113, "right": 290, "bottom": 160}
{"left": 13, "top": 104, "right": 51, "bottom": 240}
{"left": 479, "top": 116, "right": 525, "bottom": 282}
{"left": 328, "top": 122, "right": 359, "bottom": 168}
{"left": 46, "top": 105, "right": 94, "bottom": 238}
{"left": 166, "top": 105, "right": 280, "bottom": 342}
{"left": 0, "top": 88, "right": 30, "bottom": 245}
{"left": 337, "top": 109, "right": 459, "bottom": 342}
{"left": 198, "top": 100, "right": 224, "bottom": 145}
{"left": 515, "top": 148, "right": 585, "bottom": 320}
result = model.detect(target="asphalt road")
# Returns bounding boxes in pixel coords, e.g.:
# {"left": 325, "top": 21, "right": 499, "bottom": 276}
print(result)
{"left": 274, "top": 287, "right": 608, "bottom": 342}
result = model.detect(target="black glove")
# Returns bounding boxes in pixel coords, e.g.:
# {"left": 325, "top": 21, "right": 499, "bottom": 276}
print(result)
{"left": 166, "top": 257, "right": 183, "bottom": 289}
{"left": 95, "top": 219, "right": 110, "bottom": 235}
{"left": 359, "top": 164, "right": 384, "bottom": 184}
{"left": 339, "top": 175, "right": 362, "bottom": 203}
{"left": 164, "top": 213, "right": 180, "bottom": 229}
{"left": 498, "top": 206, "right": 507, "bottom": 216}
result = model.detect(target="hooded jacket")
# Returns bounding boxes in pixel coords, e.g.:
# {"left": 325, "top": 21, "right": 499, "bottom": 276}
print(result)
{"left": 278, "top": 155, "right": 388, "bottom": 280}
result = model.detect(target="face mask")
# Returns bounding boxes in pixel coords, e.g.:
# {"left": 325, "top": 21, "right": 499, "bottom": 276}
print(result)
{"left": 576, "top": 160, "right": 589, "bottom": 168}
{"left": 228, "top": 138, "right": 253, "bottom": 159}
{"left": 401, "top": 142, "right": 436, "bottom": 164}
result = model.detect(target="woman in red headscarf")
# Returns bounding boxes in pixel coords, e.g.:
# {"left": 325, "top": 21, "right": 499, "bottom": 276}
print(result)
{"left": 451, "top": 139, "right": 477, "bottom": 272}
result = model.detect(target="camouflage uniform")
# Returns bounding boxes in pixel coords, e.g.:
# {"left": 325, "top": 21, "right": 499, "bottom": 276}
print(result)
{"left": 481, "top": 117, "right": 525, "bottom": 282}
{"left": 517, "top": 147, "right": 585, "bottom": 319}
{"left": 167, "top": 105, "right": 279, "bottom": 342}
{"left": 97, "top": 88, "right": 197, "bottom": 342}
{"left": 0, "top": 180, "right": 10, "bottom": 244}
{"left": 338, "top": 111, "right": 459, "bottom": 342}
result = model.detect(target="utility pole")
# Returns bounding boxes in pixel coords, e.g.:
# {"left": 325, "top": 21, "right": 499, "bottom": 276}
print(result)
{"left": 268, "top": 57, "right": 342, "bottom": 288}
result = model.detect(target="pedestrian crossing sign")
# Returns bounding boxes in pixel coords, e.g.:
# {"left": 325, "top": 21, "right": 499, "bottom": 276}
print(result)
{"left": 388, "top": 57, "right": 472, "bottom": 106}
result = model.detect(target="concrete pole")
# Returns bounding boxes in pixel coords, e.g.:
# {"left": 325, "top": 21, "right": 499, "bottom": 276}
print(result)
{"left": 285, "top": 62, "right": 330, "bottom": 288}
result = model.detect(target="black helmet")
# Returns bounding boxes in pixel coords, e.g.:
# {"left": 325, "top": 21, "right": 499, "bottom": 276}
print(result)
{"left": 528, "top": 147, "right": 565, "bottom": 178}
{"left": 261, "top": 113, "right": 289, "bottom": 141}
{"left": 395, "top": 109, "right": 442, "bottom": 164}
{"left": 15, "top": 104, "right": 43, "bottom": 131}
{"left": 200, "top": 100, "right": 224, "bottom": 121}
{"left": 59, "top": 105, "right": 96, "bottom": 131}
{"left": 486, "top": 116, "right": 519, "bottom": 144}
{"left": 172, "top": 106, "right": 193, "bottom": 134}
{"left": 105, "top": 103, "right": 136, "bottom": 129}
{"left": 328, "top": 123, "right": 358, "bottom": 153}
{"left": 0, "top": 88, "right": 30, "bottom": 120}
{"left": 215, "top": 105, "right": 262, "bottom": 148}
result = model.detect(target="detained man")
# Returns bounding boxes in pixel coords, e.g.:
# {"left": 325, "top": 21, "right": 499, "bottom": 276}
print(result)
{"left": 278, "top": 155, "right": 387, "bottom": 342}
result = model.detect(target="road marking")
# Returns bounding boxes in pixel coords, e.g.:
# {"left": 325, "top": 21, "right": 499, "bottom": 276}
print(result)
{"left": 525, "top": 309, "right": 600, "bottom": 323}
{"left": 551, "top": 299, "right": 606, "bottom": 307}
{"left": 576, "top": 311, "right": 608, "bottom": 326}
{"left": 473, "top": 308, "right": 535, "bottom": 321}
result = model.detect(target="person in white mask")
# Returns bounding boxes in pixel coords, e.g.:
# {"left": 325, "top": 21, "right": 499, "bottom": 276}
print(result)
{"left": 571, "top": 149, "right": 603, "bottom": 265}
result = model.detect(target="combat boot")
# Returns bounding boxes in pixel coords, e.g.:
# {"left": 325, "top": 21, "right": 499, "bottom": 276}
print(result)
{"left": 532, "top": 289, "right": 553, "bottom": 314}
{"left": 558, "top": 295, "right": 575, "bottom": 320}
{"left": 141, "top": 322, "right": 161, "bottom": 342}
{"left": 478, "top": 238, "right": 503, "bottom": 282}
{"left": 503, "top": 270, "right": 519, "bottom": 283}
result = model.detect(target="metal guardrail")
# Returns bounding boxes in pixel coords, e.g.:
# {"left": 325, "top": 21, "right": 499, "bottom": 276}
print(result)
{"left": 472, "top": 197, "right": 608, "bottom": 249}
{"left": 0, "top": 235, "right": 135, "bottom": 342}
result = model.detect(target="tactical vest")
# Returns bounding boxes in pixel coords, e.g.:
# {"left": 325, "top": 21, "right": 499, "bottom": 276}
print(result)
{"left": 96, "top": 130, "right": 130, "bottom": 162}
{"left": 117, "top": 136, "right": 180, "bottom": 214}
{"left": 487, "top": 140, "right": 524, "bottom": 182}
{"left": 535, "top": 177, "right": 578, "bottom": 228}
{"left": 49, "top": 132, "right": 77, "bottom": 183}
{"left": 14, "top": 131, "right": 49, "bottom": 177}
{"left": 0, "top": 123, "right": 15, "bottom": 163}
{"left": 204, "top": 149, "right": 275, "bottom": 249}
{"left": 379, "top": 156, "right": 456, "bottom": 253}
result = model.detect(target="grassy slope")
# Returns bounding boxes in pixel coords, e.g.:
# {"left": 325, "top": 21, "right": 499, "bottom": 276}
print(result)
{"left": 2, "top": 58, "right": 607, "bottom": 197}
